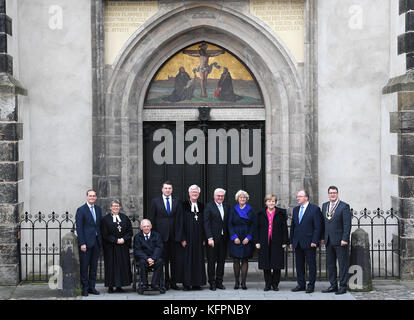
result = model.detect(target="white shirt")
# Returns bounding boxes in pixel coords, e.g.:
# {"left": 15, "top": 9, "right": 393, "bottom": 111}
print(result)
{"left": 190, "top": 201, "right": 199, "bottom": 213}
{"left": 329, "top": 199, "right": 339, "bottom": 212}
{"left": 215, "top": 201, "right": 225, "bottom": 235}
{"left": 162, "top": 194, "right": 172, "bottom": 211}
{"left": 299, "top": 201, "right": 309, "bottom": 216}
{"left": 144, "top": 232, "right": 151, "bottom": 240}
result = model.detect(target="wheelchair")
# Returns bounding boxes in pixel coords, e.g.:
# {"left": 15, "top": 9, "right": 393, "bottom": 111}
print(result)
{"left": 133, "top": 256, "right": 165, "bottom": 295}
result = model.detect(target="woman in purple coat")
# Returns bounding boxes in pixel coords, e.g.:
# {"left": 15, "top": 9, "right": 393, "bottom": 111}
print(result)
{"left": 228, "top": 190, "right": 256, "bottom": 290}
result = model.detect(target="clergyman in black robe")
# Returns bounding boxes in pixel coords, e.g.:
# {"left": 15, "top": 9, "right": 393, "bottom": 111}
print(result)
{"left": 216, "top": 67, "right": 242, "bottom": 102}
{"left": 163, "top": 66, "right": 194, "bottom": 102}
{"left": 175, "top": 185, "right": 207, "bottom": 290}
{"left": 101, "top": 200, "right": 133, "bottom": 292}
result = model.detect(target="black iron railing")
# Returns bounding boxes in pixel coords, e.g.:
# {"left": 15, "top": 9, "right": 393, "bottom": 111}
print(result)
{"left": 17, "top": 208, "right": 400, "bottom": 283}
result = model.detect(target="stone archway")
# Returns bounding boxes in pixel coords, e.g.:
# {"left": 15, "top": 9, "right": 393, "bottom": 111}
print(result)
{"left": 95, "top": 3, "right": 315, "bottom": 216}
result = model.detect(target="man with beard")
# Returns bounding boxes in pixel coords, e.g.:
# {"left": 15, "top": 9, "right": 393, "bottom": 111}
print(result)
{"left": 163, "top": 66, "right": 194, "bottom": 102}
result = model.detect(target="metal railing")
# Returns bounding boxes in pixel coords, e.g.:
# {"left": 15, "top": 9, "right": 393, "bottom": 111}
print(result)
{"left": 17, "top": 208, "right": 400, "bottom": 283}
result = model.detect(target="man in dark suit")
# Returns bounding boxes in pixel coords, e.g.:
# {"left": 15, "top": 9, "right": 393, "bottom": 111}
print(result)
{"left": 290, "top": 189, "right": 323, "bottom": 293}
{"left": 75, "top": 189, "right": 102, "bottom": 296}
{"left": 148, "top": 181, "right": 183, "bottom": 290}
{"left": 203, "top": 188, "right": 229, "bottom": 291}
{"left": 321, "top": 186, "right": 352, "bottom": 295}
{"left": 134, "top": 219, "right": 165, "bottom": 294}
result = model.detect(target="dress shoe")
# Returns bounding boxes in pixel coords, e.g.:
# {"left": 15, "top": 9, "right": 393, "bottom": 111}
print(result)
{"left": 210, "top": 284, "right": 216, "bottom": 291}
{"left": 142, "top": 284, "right": 150, "bottom": 290}
{"left": 216, "top": 283, "right": 226, "bottom": 290}
{"left": 137, "top": 288, "right": 144, "bottom": 295}
{"left": 170, "top": 283, "right": 181, "bottom": 290}
{"left": 192, "top": 286, "right": 202, "bottom": 290}
{"left": 291, "top": 286, "right": 306, "bottom": 292}
{"left": 241, "top": 282, "right": 247, "bottom": 290}
{"left": 273, "top": 287, "right": 279, "bottom": 291}
{"left": 159, "top": 287, "right": 166, "bottom": 294}
{"left": 81, "top": 290, "right": 89, "bottom": 297}
{"left": 115, "top": 287, "right": 124, "bottom": 293}
{"left": 151, "top": 285, "right": 160, "bottom": 291}
{"left": 335, "top": 287, "right": 347, "bottom": 295}
{"left": 88, "top": 288, "right": 100, "bottom": 295}
{"left": 234, "top": 281, "right": 240, "bottom": 290}
{"left": 165, "top": 282, "right": 170, "bottom": 290}
{"left": 264, "top": 286, "right": 271, "bottom": 291}
{"left": 183, "top": 285, "right": 191, "bottom": 291}
{"left": 305, "top": 286, "right": 314, "bottom": 293}
{"left": 322, "top": 286, "right": 338, "bottom": 293}
{"left": 108, "top": 287, "right": 114, "bottom": 293}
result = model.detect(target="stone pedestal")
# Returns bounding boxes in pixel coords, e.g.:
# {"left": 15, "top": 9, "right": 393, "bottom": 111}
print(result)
{"left": 349, "top": 228, "right": 372, "bottom": 292}
{"left": 60, "top": 232, "right": 81, "bottom": 297}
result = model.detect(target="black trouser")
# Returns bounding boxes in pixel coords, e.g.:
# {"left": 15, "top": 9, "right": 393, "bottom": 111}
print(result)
{"left": 162, "top": 240, "right": 177, "bottom": 286}
{"left": 263, "top": 269, "right": 281, "bottom": 288}
{"left": 294, "top": 244, "right": 316, "bottom": 288}
{"left": 79, "top": 241, "right": 100, "bottom": 291}
{"left": 326, "top": 242, "right": 349, "bottom": 288}
{"left": 206, "top": 235, "right": 227, "bottom": 285}
{"left": 138, "top": 258, "right": 163, "bottom": 287}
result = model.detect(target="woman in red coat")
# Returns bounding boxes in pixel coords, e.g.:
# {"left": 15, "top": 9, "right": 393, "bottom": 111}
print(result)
{"left": 255, "top": 194, "right": 288, "bottom": 291}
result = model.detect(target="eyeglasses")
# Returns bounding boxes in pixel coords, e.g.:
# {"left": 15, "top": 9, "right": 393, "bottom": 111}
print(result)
{"left": 328, "top": 192, "right": 338, "bottom": 194}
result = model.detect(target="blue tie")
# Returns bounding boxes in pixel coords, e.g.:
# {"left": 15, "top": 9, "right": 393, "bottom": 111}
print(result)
{"left": 90, "top": 206, "right": 96, "bottom": 223}
{"left": 298, "top": 206, "right": 304, "bottom": 223}
{"left": 166, "top": 197, "right": 171, "bottom": 215}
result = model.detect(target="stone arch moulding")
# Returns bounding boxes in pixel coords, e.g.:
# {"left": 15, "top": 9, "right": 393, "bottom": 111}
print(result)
{"left": 99, "top": 3, "right": 314, "bottom": 216}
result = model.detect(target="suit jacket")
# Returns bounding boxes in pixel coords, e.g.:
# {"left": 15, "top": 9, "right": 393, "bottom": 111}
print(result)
{"left": 75, "top": 203, "right": 102, "bottom": 248}
{"left": 148, "top": 195, "right": 183, "bottom": 242}
{"left": 133, "top": 230, "right": 163, "bottom": 262}
{"left": 290, "top": 203, "right": 322, "bottom": 249}
{"left": 203, "top": 201, "right": 229, "bottom": 241}
{"left": 322, "top": 200, "right": 352, "bottom": 246}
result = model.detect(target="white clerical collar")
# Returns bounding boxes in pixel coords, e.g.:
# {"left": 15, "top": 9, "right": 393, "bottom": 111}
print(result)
{"left": 112, "top": 214, "right": 121, "bottom": 223}
{"left": 190, "top": 201, "right": 199, "bottom": 213}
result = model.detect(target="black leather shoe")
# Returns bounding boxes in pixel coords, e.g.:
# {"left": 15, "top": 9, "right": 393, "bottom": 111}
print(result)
{"left": 322, "top": 286, "right": 338, "bottom": 293}
{"left": 108, "top": 287, "right": 114, "bottom": 293}
{"left": 81, "top": 290, "right": 89, "bottom": 297}
{"left": 291, "top": 286, "right": 306, "bottom": 292}
{"left": 183, "top": 285, "right": 191, "bottom": 291}
{"left": 159, "top": 287, "right": 166, "bottom": 294}
{"left": 335, "top": 287, "right": 347, "bottom": 295}
{"left": 234, "top": 282, "right": 240, "bottom": 290}
{"left": 192, "top": 286, "right": 202, "bottom": 290}
{"left": 88, "top": 288, "right": 100, "bottom": 295}
{"left": 241, "top": 282, "right": 247, "bottom": 290}
{"left": 264, "top": 286, "right": 271, "bottom": 291}
{"left": 273, "top": 287, "right": 279, "bottom": 291}
{"left": 306, "top": 286, "right": 314, "bottom": 293}
{"left": 152, "top": 285, "right": 160, "bottom": 291}
{"left": 115, "top": 287, "right": 124, "bottom": 293}
{"left": 137, "top": 288, "right": 144, "bottom": 295}
{"left": 210, "top": 284, "right": 216, "bottom": 291}
{"left": 216, "top": 283, "right": 226, "bottom": 290}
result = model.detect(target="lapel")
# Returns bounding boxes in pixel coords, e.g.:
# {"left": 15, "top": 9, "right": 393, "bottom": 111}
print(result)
{"left": 158, "top": 196, "right": 169, "bottom": 216}
{"left": 325, "top": 201, "right": 340, "bottom": 222}
{"left": 85, "top": 203, "right": 97, "bottom": 224}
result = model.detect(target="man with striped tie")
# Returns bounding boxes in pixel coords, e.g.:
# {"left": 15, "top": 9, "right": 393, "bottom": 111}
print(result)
{"left": 289, "top": 189, "right": 323, "bottom": 294}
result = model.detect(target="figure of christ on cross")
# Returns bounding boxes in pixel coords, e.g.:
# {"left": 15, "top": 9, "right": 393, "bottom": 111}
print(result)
{"left": 183, "top": 42, "right": 225, "bottom": 98}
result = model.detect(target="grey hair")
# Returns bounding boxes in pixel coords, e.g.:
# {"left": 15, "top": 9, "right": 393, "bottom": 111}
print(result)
{"left": 140, "top": 219, "right": 152, "bottom": 227}
{"left": 110, "top": 199, "right": 121, "bottom": 207}
{"left": 235, "top": 190, "right": 249, "bottom": 202}
{"left": 188, "top": 184, "right": 201, "bottom": 193}
{"left": 214, "top": 188, "right": 226, "bottom": 195}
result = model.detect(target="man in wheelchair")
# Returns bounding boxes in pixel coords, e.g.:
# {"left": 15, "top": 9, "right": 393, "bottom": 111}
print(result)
{"left": 133, "top": 219, "right": 165, "bottom": 294}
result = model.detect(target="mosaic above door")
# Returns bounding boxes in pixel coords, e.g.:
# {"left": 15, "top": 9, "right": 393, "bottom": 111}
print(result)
{"left": 144, "top": 42, "right": 263, "bottom": 106}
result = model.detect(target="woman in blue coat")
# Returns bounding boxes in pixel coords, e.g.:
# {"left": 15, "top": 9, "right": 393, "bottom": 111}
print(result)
{"left": 228, "top": 190, "right": 256, "bottom": 290}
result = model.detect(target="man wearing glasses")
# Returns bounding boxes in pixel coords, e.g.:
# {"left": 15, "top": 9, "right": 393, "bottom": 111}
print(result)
{"left": 290, "top": 189, "right": 322, "bottom": 293}
{"left": 203, "top": 188, "right": 229, "bottom": 291}
{"left": 321, "top": 186, "right": 352, "bottom": 295}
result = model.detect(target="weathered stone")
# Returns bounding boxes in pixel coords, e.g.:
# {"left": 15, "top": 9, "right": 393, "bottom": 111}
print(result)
{"left": 0, "top": 264, "right": 19, "bottom": 285}
{"left": 60, "top": 232, "right": 81, "bottom": 297}
{"left": 398, "top": 91, "right": 414, "bottom": 111}
{"left": 391, "top": 155, "right": 414, "bottom": 176}
{"left": 0, "top": 141, "right": 17, "bottom": 161}
{"left": 0, "top": 162, "right": 23, "bottom": 182}
{"left": 349, "top": 228, "right": 372, "bottom": 292}
{"left": 0, "top": 182, "right": 17, "bottom": 202}
{"left": 0, "top": 122, "right": 22, "bottom": 141}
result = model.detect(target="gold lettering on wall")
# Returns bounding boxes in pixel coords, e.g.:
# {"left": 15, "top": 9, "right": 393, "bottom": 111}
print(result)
{"left": 104, "top": 1, "right": 158, "bottom": 65}
{"left": 250, "top": 0, "right": 305, "bottom": 63}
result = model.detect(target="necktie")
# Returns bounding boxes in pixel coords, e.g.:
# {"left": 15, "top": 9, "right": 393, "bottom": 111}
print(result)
{"left": 90, "top": 206, "right": 96, "bottom": 223}
{"left": 298, "top": 206, "right": 304, "bottom": 223}
{"left": 145, "top": 235, "right": 149, "bottom": 241}
{"left": 166, "top": 197, "right": 171, "bottom": 215}
{"left": 330, "top": 203, "right": 335, "bottom": 213}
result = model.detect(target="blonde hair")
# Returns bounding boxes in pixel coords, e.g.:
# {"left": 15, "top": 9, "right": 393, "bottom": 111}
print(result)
{"left": 264, "top": 194, "right": 277, "bottom": 206}
{"left": 235, "top": 190, "right": 249, "bottom": 202}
